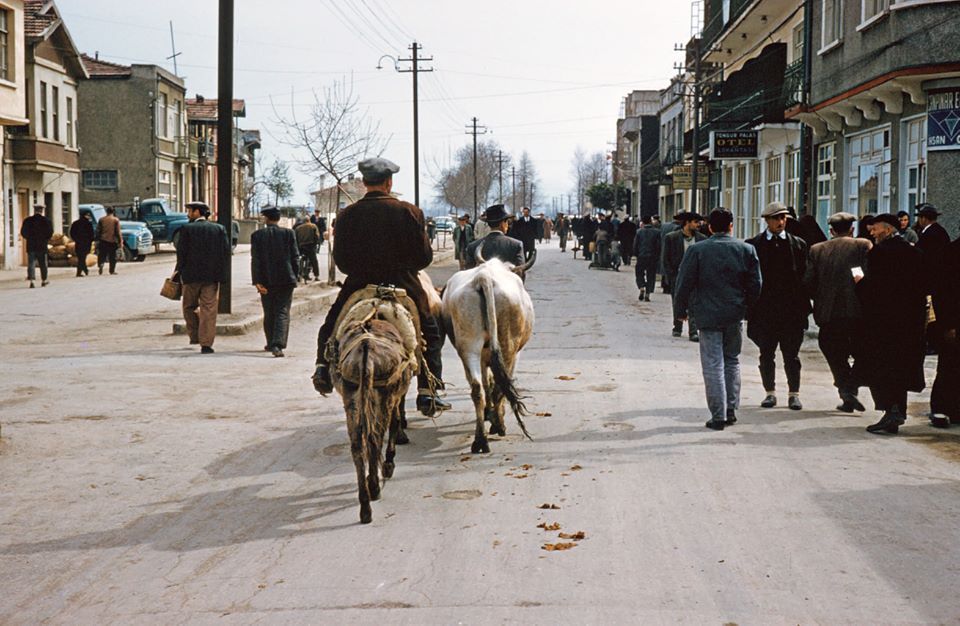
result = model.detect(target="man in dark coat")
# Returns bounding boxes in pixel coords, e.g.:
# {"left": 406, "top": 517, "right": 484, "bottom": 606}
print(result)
{"left": 804, "top": 212, "right": 872, "bottom": 412}
{"left": 633, "top": 215, "right": 661, "bottom": 301}
{"left": 855, "top": 213, "right": 927, "bottom": 434}
{"left": 617, "top": 216, "right": 638, "bottom": 266}
{"left": 312, "top": 157, "right": 448, "bottom": 416}
{"left": 465, "top": 204, "right": 524, "bottom": 269}
{"left": 175, "top": 201, "right": 230, "bottom": 354}
{"left": 453, "top": 213, "right": 475, "bottom": 270}
{"left": 69, "top": 212, "right": 95, "bottom": 277}
{"left": 509, "top": 206, "right": 538, "bottom": 262}
{"left": 20, "top": 205, "right": 53, "bottom": 288}
{"left": 915, "top": 203, "right": 950, "bottom": 307}
{"left": 556, "top": 214, "right": 569, "bottom": 252}
{"left": 745, "top": 202, "right": 811, "bottom": 411}
{"left": 294, "top": 218, "right": 321, "bottom": 281}
{"left": 581, "top": 216, "right": 598, "bottom": 260}
{"left": 930, "top": 235, "right": 960, "bottom": 428}
{"left": 662, "top": 212, "right": 706, "bottom": 340}
{"left": 252, "top": 207, "right": 300, "bottom": 357}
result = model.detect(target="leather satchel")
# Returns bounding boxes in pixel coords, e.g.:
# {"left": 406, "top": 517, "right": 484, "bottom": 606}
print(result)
{"left": 160, "top": 272, "right": 182, "bottom": 300}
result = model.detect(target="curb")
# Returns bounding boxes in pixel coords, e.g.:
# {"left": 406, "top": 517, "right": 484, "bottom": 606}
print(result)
{"left": 172, "top": 286, "right": 338, "bottom": 337}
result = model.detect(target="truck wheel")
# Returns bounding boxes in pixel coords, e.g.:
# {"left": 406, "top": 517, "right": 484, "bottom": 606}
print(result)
{"left": 120, "top": 245, "right": 134, "bottom": 262}
{"left": 136, "top": 254, "right": 146, "bottom": 262}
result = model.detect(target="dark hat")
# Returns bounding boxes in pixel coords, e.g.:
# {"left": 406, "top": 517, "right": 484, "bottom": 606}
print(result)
{"left": 872, "top": 213, "right": 899, "bottom": 229}
{"left": 358, "top": 157, "right": 399, "bottom": 182}
{"left": 827, "top": 211, "right": 857, "bottom": 225}
{"left": 261, "top": 206, "right": 281, "bottom": 220}
{"left": 186, "top": 201, "right": 211, "bottom": 216}
{"left": 483, "top": 204, "right": 512, "bottom": 224}
{"left": 459, "top": 213, "right": 470, "bottom": 221}
{"left": 32, "top": 204, "right": 45, "bottom": 213}
{"left": 916, "top": 203, "right": 941, "bottom": 218}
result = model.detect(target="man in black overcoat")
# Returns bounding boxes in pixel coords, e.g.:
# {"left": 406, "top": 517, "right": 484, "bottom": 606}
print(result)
{"left": 930, "top": 234, "right": 960, "bottom": 428}
{"left": 509, "top": 206, "right": 538, "bottom": 262}
{"left": 175, "top": 201, "right": 230, "bottom": 353}
{"left": 855, "top": 213, "right": 927, "bottom": 434}
{"left": 69, "top": 212, "right": 95, "bottom": 277}
{"left": 252, "top": 207, "right": 300, "bottom": 357}
{"left": 465, "top": 204, "right": 524, "bottom": 269}
{"left": 20, "top": 205, "right": 53, "bottom": 288}
{"left": 617, "top": 216, "right": 638, "bottom": 266}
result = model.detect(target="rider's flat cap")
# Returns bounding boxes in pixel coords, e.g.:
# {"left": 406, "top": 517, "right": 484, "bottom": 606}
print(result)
{"left": 358, "top": 157, "right": 399, "bottom": 181}
{"left": 261, "top": 206, "right": 281, "bottom": 219}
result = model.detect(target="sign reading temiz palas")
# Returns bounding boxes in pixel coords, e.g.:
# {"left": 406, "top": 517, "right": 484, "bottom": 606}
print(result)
{"left": 672, "top": 164, "right": 709, "bottom": 190}
{"left": 927, "top": 90, "right": 960, "bottom": 152}
{"left": 709, "top": 130, "right": 759, "bottom": 160}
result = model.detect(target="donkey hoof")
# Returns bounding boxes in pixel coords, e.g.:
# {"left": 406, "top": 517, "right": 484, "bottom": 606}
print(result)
{"left": 490, "top": 424, "right": 506, "bottom": 437}
{"left": 471, "top": 439, "right": 490, "bottom": 454}
{"left": 383, "top": 462, "right": 395, "bottom": 479}
{"left": 360, "top": 507, "right": 372, "bottom": 524}
{"left": 396, "top": 429, "right": 410, "bottom": 445}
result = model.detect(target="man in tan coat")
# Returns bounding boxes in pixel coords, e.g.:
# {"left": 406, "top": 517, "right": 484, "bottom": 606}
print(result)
{"left": 804, "top": 212, "right": 872, "bottom": 412}
{"left": 96, "top": 207, "right": 123, "bottom": 275}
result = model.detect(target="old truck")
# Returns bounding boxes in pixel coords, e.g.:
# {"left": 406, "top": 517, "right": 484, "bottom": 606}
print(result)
{"left": 115, "top": 198, "right": 238, "bottom": 250}
{"left": 78, "top": 204, "right": 154, "bottom": 262}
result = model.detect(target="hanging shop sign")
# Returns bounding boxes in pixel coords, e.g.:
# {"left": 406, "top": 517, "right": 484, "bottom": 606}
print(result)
{"left": 709, "top": 130, "right": 759, "bottom": 160}
{"left": 927, "top": 90, "right": 960, "bottom": 151}
{"left": 672, "top": 163, "right": 710, "bottom": 190}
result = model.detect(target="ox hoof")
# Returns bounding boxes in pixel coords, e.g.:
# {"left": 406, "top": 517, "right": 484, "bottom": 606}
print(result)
{"left": 383, "top": 462, "right": 395, "bottom": 479}
{"left": 396, "top": 429, "right": 410, "bottom": 445}
{"left": 360, "top": 509, "right": 372, "bottom": 524}
{"left": 471, "top": 439, "right": 491, "bottom": 454}
{"left": 368, "top": 483, "right": 381, "bottom": 501}
{"left": 490, "top": 424, "right": 506, "bottom": 437}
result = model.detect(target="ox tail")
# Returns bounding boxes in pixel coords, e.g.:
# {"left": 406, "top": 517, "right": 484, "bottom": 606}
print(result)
{"left": 477, "top": 272, "right": 531, "bottom": 440}
{"left": 357, "top": 337, "right": 383, "bottom": 469}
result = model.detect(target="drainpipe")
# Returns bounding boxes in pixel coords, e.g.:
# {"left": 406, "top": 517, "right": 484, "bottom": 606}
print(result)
{"left": 800, "top": 0, "right": 814, "bottom": 216}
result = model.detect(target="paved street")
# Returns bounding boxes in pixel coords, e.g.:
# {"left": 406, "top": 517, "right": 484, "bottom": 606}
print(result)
{"left": 2, "top": 241, "right": 960, "bottom": 624}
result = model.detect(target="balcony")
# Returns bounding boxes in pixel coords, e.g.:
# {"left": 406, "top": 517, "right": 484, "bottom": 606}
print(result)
{"left": 701, "top": 0, "right": 756, "bottom": 54}
{"left": 782, "top": 59, "right": 804, "bottom": 109}
{"left": 702, "top": 0, "right": 799, "bottom": 63}
{"left": 8, "top": 137, "right": 79, "bottom": 170}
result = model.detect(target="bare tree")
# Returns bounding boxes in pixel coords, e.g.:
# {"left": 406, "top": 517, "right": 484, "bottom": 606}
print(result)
{"left": 433, "top": 140, "right": 507, "bottom": 215}
{"left": 515, "top": 151, "right": 541, "bottom": 209}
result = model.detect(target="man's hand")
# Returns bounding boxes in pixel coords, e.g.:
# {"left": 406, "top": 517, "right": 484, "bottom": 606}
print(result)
{"left": 255, "top": 284, "right": 268, "bottom": 295}
{"left": 945, "top": 328, "right": 957, "bottom": 344}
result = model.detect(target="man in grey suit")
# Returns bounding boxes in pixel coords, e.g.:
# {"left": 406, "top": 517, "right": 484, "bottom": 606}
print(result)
{"left": 661, "top": 212, "right": 706, "bottom": 340}
{"left": 465, "top": 204, "right": 525, "bottom": 269}
{"left": 674, "top": 208, "right": 762, "bottom": 431}
{"left": 252, "top": 207, "right": 300, "bottom": 357}
{"left": 803, "top": 212, "right": 872, "bottom": 412}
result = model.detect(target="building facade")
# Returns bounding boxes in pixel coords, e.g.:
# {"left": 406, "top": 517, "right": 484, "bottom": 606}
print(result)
{"left": 0, "top": 0, "right": 29, "bottom": 269}
{"left": 77, "top": 55, "right": 189, "bottom": 210}
{"left": 615, "top": 90, "right": 660, "bottom": 216}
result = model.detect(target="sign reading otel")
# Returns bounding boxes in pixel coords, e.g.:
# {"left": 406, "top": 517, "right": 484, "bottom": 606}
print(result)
{"left": 710, "top": 130, "right": 759, "bottom": 160}
{"left": 927, "top": 90, "right": 960, "bottom": 151}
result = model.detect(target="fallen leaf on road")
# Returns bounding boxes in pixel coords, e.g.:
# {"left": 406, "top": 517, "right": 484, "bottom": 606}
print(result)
{"left": 537, "top": 503, "right": 561, "bottom": 510}
{"left": 493, "top": 540, "right": 501, "bottom": 548}
{"left": 520, "top": 464, "right": 533, "bottom": 470}
{"left": 537, "top": 522, "right": 561, "bottom": 531}
{"left": 460, "top": 456, "right": 471, "bottom": 462}
{"left": 423, "top": 495, "right": 432, "bottom": 498}
{"left": 512, "top": 474, "right": 529, "bottom": 479}
{"left": 535, "top": 412, "right": 552, "bottom": 417}
{"left": 542, "top": 542, "right": 577, "bottom": 551}
{"left": 559, "top": 531, "right": 586, "bottom": 540}
{"left": 570, "top": 464, "right": 583, "bottom": 471}
{"left": 556, "top": 375, "right": 577, "bottom": 381}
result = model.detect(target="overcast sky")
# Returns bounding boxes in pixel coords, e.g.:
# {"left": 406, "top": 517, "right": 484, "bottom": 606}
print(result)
{"left": 59, "top": 0, "right": 694, "bottom": 212}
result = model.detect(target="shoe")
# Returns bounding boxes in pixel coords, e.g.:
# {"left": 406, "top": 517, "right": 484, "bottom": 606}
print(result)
{"left": 272, "top": 347, "right": 285, "bottom": 358}
{"left": 29, "top": 281, "right": 35, "bottom": 288}
{"left": 705, "top": 419, "right": 725, "bottom": 431}
{"left": 725, "top": 409, "right": 737, "bottom": 425}
{"left": 644, "top": 293, "right": 651, "bottom": 302}
{"left": 866, "top": 412, "right": 901, "bottom": 435}
{"left": 760, "top": 394, "right": 777, "bottom": 408}
{"left": 312, "top": 364, "right": 333, "bottom": 395}
{"left": 638, "top": 289, "right": 645, "bottom": 302}
{"left": 417, "top": 394, "right": 451, "bottom": 417}
{"left": 264, "top": 345, "right": 272, "bottom": 351}
{"left": 689, "top": 333, "right": 699, "bottom": 343}
{"left": 200, "top": 346, "right": 215, "bottom": 354}
{"left": 98, "top": 266, "right": 103, "bottom": 275}
{"left": 672, "top": 329, "right": 682, "bottom": 338}
{"left": 788, "top": 396, "right": 803, "bottom": 411}
{"left": 314, "top": 277, "right": 321, "bottom": 282}
{"left": 930, "top": 413, "right": 950, "bottom": 428}
{"left": 41, "top": 280, "right": 48, "bottom": 286}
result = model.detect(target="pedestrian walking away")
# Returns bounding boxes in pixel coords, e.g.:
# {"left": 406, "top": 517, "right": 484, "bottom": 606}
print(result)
{"left": 661, "top": 212, "right": 705, "bottom": 340}
{"left": 804, "top": 212, "right": 872, "bottom": 413}
{"left": 311, "top": 157, "right": 449, "bottom": 417}
{"left": 674, "top": 208, "right": 762, "bottom": 430}
{"left": 252, "top": 207, "right": 300, "bottom": 357}
{"left": 453, "top": 213, "right": 475, "bottom": 270}
{"left": 69, "top": 212, "right": 95, "bottom": 277}
{"left": 294, "top": 218, "right": 321, "bottom": 281}
{"left": 556, "top": 213, "right": 569, "bottom": 252}
{"left": 930, "top": 234, "right": 960, "bottom": 428}
{"left": 96, "top": 206, "right": 123, "bottom": 275}
{"left": 617, "top": 215, "right": 638, "bottom": 266}
{"left": 509, "top": 207, "right": 538, "bottom": 263}
{"left": 543, "top": 214, "right": 553, "bottom": 242}
{"left": 854, "top": 213, "right": 927, "bottom": 435}
{"left": 20, "top": 205, "right": 53, "bottom": 288}
{"left": 633, "top": 215, "right": 661, "bottom": 301}
{"left": 465, "top": 205, "right": 526, "bottom": 272}
{"left": 745, "top": 202, "right": 811, "bottom": 411}
{"left": 175, "top": 201, "right": 231, "bottom": 354}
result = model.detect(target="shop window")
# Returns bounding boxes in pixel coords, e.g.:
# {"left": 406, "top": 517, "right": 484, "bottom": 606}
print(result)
{"left": 901, "top": 116, "right": 927, "bottom": 213}
{"left": 817, "top": 143, "right": 835, "bottom": 229}
{"left": 847, "top": 127, "right": 891, "bottom": 215}
{"left": 786, "top": 150, "right": 801, "bottom": 211}
{"left": 735, "top": 164, "right": 747, "bottom": 237}
{"left": 750, "top": 161, "right": 762, "bottom": 238}
{"left": 766, "top": 156, "right": 783, "bottom": 205}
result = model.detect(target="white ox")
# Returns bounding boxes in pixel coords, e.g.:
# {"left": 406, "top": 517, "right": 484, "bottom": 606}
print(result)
{"left": 441, "top": 258, "right": 535, "bottom": 453}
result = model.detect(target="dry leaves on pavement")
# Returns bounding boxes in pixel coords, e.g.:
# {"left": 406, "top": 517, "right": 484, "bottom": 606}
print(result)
{"left": 537, "top": 503, "right": 561, "bottom": 510}
{"left": 535, "top": 412, "right": 552, "bottom": 417}
{"left": 559, "top": 531, "right": 586, "bottom": 540}
{"left": 537, "top": 522, "right": 561, "bottom": 531}
{"left": 556, "top": 375, "right": 577, "bottom": 381}
{"left": 542, "top": 542, "right": 577, "bottom": 551}
{"left": 570, "top": 464, "right": 583, "bottom": 471}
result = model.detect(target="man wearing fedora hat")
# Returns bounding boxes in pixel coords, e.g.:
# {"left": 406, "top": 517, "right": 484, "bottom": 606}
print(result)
{"left": 854, "top": 213, "right": 926, "bottom": 434}
{"left": 312, "top": 157, "right": 449, "bottom": 416}
{"left": 453, "top": 213, "right": 475, "bottom": 270}
{"left": 465, "top": 204, "right": 525, "bottom": 270}
{"left": 745, "top": 202, "right": 811, "bottom": 411}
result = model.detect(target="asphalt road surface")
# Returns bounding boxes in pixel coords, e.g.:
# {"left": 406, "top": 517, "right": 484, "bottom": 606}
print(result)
{"left": 1, "top": 239, "right": 959, "bottom": 624}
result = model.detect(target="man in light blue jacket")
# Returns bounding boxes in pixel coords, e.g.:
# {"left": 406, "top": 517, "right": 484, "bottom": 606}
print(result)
{"left": 674, "top": 208, "right": 762, "bottom": 430}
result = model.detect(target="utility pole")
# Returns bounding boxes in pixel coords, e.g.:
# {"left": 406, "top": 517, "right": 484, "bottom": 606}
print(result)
{"left": 380, "top": 42, "right": 433, "bottom": 207}
{"left": 689, "top": 36, "right": 702, "bottom": 215}
{"left": 495, "top": 150, "right": 507, "bottom": 203}
{"left": 167, "top": 21, "right": 181, "bottom": 77}
{"left": 216, "top": 0, "right": 233, "bottom": 314}
{"left": 511, "top": 166, "right": 517, "bottom": 211}
{"left": 465, "top": 117, "right": 488, "bottom": 221}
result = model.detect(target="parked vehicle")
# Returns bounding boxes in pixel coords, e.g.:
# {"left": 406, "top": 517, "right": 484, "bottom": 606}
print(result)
{"left": 434, "top": 215, "right": 455, "bottom": 233}
{"left": 114, "top": 198, "right": 238, "bottom": 251}
{"left": 78, "top": 204, "right": 153, "bottom": 262}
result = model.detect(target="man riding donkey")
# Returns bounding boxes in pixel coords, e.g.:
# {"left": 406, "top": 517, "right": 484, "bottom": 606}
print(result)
{"left": 312, "top": 157, "right": 449, "bottom": 416}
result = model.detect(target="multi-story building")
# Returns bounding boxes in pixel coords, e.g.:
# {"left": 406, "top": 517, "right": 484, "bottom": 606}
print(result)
{"left": 699, "top": 0, "right": 808, "bottom": 239}
{"left": 5, "top": 0, "right": 85, "bottom": 248}
{"left": 0, "top": 0, "right": 29, "bottom": 269}
{"left": 793, "top": 0, "right": 960, "bottom": 232}
{"left": 658, "top": 74, "right": 690, "bottom": 219}
{"left": 615, "top": 89, "right": 660, "bottom": 217}
{"left": 77, "top": 54, "right": 190, "bottom": 209}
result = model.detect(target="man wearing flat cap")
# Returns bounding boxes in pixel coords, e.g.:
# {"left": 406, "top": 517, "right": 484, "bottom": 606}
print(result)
{"left": 804, "top": 212, "right": 872, "bottom": 412}
{"left": 915, "top": 203, "right": 951, "bottom": 306}
{"left": 465, "top": 204, "right": 525, "bottom": 271}
{"left": 745, "top": 202, "right": 811, "bottom": 410}
{"left": 854, "top": 213, "right": 926, "bottom": 434}
{"left": 251, "top": 207, "right": 300, "bottom": 357}
{"left": 175, "top": 201, "right": 231, "bottom": 354}
{"left": 312, "top": 157, "right": 449, "bottom": 416}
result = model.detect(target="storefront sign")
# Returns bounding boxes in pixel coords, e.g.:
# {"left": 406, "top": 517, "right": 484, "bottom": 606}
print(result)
{"left": 928, "top": 90, "right": 960, "bottom": 151}
{"left": 672, "top": 163, "right": 709, "bottom": 190}
{"left": 709, "top": 130, "right": 759, "bottom": 160}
